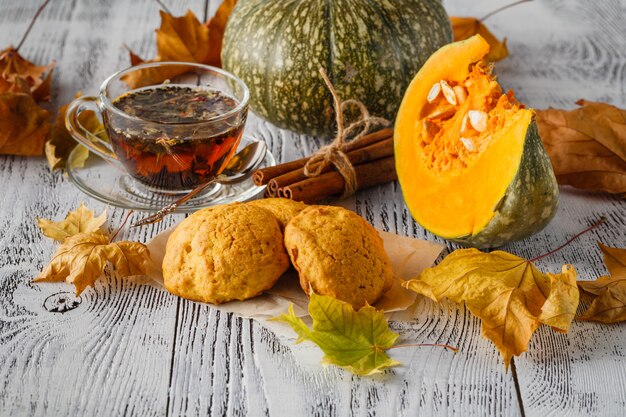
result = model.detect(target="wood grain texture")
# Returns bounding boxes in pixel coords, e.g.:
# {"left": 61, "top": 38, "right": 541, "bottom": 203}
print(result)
{"left": 502, "top": 189, "right": 626, "bottom": 417}
{"left": 0, "top": 0, "right": 625, "bottom": 416}
{"left": 0, "top": 0, "right": 201, "bottom": 416}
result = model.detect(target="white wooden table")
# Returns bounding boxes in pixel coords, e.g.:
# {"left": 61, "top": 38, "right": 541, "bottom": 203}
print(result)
{"left": 1, "top": 0, "right": 625, "bottom": 416}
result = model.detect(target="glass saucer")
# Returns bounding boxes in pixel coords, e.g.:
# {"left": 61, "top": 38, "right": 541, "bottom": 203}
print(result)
{"left": 66, "top": 136, "right": 275, "bottom": 212}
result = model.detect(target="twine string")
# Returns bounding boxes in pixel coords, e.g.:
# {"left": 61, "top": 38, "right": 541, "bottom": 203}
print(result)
{"left": 303, "top": 68, "right": 390, "bottom": 198}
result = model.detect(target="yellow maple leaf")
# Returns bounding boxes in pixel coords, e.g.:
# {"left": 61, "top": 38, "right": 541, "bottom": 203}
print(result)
{"left": 450, "top": 17, "right": 509, "bottom": 62}
{"left": 578, "top": 243, "right": 626, "bottom": 323}
{"left": 404, "top": 249, "right": 578, "bottom": 368}
{"left": 37, "top": 203, "right": 107, "bottom": 242}
{"left": 35, "top": 232, "right": 149, "bottom": 295}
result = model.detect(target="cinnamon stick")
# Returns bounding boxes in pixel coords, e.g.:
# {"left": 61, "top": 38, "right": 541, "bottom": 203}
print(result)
{"left": 280, "top": 156, "right": 397, "bottom": 203}
{"left": 264, "top": 186, "right": 276, "bottom": 198}
{"left": 268, "top": 137, "right": 394, "bottom": 194}
{"left": 252, "top": 127, "right": 393, "bottom": 186}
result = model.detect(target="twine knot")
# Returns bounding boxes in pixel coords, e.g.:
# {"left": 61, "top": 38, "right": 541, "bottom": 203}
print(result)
{"left": 303, "top": 68, "right": 390, "bottom": 198}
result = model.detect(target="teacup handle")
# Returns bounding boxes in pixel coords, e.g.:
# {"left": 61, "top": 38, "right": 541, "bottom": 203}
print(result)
{"left": 65, "top": 96, "right": 118, "bottom": 163}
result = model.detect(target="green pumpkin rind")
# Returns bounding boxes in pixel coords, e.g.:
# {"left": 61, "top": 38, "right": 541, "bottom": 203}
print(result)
{"left": 451, "top": 121, "right": 559, "bottom": 248}
{"left": 222, "top": 0, "right": 452, "bottom": 137}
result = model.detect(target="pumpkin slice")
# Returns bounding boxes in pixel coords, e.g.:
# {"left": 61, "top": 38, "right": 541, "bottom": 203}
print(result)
{"left": 395, "top": 35, "right": 558, "bottom": 248}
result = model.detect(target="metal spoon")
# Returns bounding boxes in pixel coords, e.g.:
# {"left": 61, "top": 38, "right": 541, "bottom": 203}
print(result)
{"left": 132, "top": 140, "right": 268, "bottom": 227}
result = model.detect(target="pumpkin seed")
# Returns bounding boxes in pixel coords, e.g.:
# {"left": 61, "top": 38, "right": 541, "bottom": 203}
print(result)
{"left": 453, "top": 86, "right": 467, "bottom": 104}
{"left": 468, "top": 110, "right": 488, "bottom": 132}
{"left": 460, "top": 137, "right": 476, "bottom": 152}
{"left": 427, "top": 105, "right": 456, "bottom": 120}
{"left": 422, "top": 119, "right": 431, "bottom": 134}
{"left": 422, "top": 119, "right": 440, "bottom": 143}
{"left": 460, "top": 113, "right": 469, "bottom": 133}
{"left": 427, "top": 82, "right": 441, "bottom": 103}
{"left": 440, "top": 80, "right": 457, "bottom": 106}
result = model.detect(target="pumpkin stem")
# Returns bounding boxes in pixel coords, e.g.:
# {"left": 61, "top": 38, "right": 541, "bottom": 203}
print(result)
{"left": 529, "top": 216, "right": 606, "bottom": 262}
{"left": 388, "top": 343, "right": 459, "bottom": 353}
{"left": 15, "top": 0, "right": 52, "bottom": 52}
{"left": 110, "top": 210, "right": 135, "bottom": 242}
{"left": 480, "top": 0, "right": 533, "bottom": 23}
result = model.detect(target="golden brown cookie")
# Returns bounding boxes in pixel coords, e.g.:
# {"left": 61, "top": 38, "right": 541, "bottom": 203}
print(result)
{"left": 284, "top": 205, "right": 394, "bottom": 309}
{"left": 247, "top": 198, "right": 307, "bottom": 229}
{"left": 163, "top": 204, "right": 290, "bottom": 304}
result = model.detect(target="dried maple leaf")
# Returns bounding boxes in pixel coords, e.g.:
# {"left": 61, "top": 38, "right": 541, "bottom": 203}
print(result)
{"left": 578, "top": 243, "right": 626, "bottom": 323}
{"left": 450, "top": 17, "right": 509, "bottom": 62}
{"left": 0, "top": 47, "right": 55, "bottom": 102}
{"left": 273, "top": 292, "right": 401, "bottom": 376}
{"left": 123, "top": 1, "right": 238, "bottom": 88}
{"left": 0, "top": 2, "right": 56, "bottom": 157}
{"left": 206, "top": 0, "right": 237, "bottom": 67}
{"left": 404, "top": 249, "right": 578, "bottom": 368}
{"left": 123, "top": 10, "right": 210, "bottom": 88}
{"left": 35, "top": 232, "right": 149, "bottom": 295}
{"left": 536, "top": 100, "right": 626, "bottom": 195}
{"left": 37, "top": 203, "right": 107, "bottom": 242}
{"left": 0, "top": 92, "right": 49, "bottom": 156}
{"left": 44, "top": 92, "right": 105, "bottom": 170}
{"left": 155, "top": 10, "right": 211, "bottom": 62}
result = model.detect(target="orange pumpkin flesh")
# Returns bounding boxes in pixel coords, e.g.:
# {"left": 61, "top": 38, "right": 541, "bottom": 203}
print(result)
{"left": 395, "top": 35, "right": 558, "bottom": 246}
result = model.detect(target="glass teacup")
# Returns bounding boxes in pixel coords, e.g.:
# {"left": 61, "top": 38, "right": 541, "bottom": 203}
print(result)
{"left": 65, "top": 62, "right": 249, "bottom": 192}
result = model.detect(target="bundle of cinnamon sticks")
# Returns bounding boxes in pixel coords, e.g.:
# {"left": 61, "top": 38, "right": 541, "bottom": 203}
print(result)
{"left": 253, "top": 128, "right": 396, "bottom": 203}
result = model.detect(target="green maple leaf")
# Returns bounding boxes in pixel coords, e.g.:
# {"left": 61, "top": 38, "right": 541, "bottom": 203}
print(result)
{"left": 274, "top": 292, "right": 401, "bottom": 376}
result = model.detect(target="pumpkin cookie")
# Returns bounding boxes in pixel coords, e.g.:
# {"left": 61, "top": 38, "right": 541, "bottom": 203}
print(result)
{"left": 284, "top": 206, "right": 394, "bottom": 309}
{"left": 247, "top": 198, "right": 307, "bottom": 229}
{"left": 163, "top": 204, "right": 290, "bottom": 304}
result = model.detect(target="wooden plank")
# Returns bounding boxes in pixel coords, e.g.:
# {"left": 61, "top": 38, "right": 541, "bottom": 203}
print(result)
{"left": 0, "top": 0, "right": 624, "bottom": 416}
{"left": 169, "top": 276, "right": 522, "bottom": 417}
{"left": 0, "top": 0, "right": 206, "bottom": 416}
{"left": 449, "top": 1, "right": 626, "bottom": 415}
{"left": 504, "top": 190, "right": 626, "bottom": 417}
{"left": 167, "top": 1, "right": 522, "bottom": 411}
{"left": 443, "top": 0, "right": 626, "bottom": 109}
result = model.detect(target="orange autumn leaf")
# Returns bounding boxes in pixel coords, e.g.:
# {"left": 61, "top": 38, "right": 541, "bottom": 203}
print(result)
{"left": 123, "top": 2, "right": 238, "bottom": 88}
{"left": 536, "top": 100, "right": 626, "bottom": 195}
{"left": 155, "top": 10, "right": 211, "bottom": 63}
{"left": 123, "top": 10, "right": 210, "bottom": 88}
{"left": 578, "top": 243, "right": 626, "bottom": 323}
{"left": 0, "top": 3, "right": 56, "bottom": 157}
{"left": 0, "top": 47, "right": 54, "bottom": 102}
{"left": 450, "top": 17, "right": 509, "bottom": 62}
{"left": 0, "top": 92, "right": 49, "bottom": 156}
{"left": 206, "top": 0, "right": 237, "bottom": 67}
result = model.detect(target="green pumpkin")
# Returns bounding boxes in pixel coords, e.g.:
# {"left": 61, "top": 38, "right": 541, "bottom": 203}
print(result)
{"left": 222, "top": 0, "right": 452, "bottom": 137}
